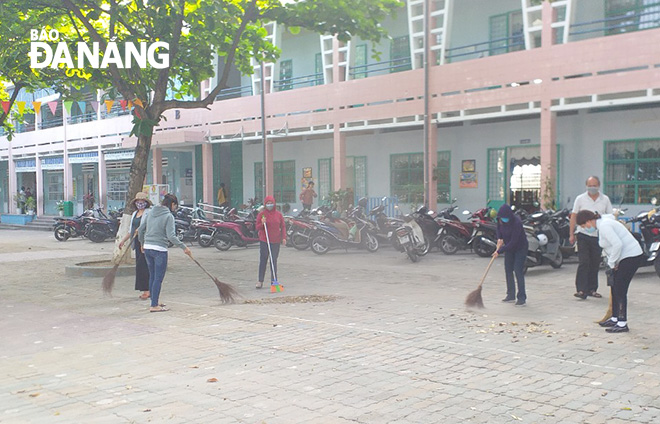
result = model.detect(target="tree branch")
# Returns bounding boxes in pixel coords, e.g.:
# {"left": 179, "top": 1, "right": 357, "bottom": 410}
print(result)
{"left": 0, "top": 82, "right": 25, "bottom": 128}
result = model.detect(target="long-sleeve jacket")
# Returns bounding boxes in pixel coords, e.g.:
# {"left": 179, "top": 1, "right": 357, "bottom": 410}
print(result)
{"left": 256, "top": 196, "right": 286, "bottom": 244}
{"left": 597, "top": 215, "right": 642, "bottom": 268}
{"left": 138, "top": 205, "right": 186, "bottom": 250}
{"left": 496, "top": 204, "right": 528, "bottom": 254}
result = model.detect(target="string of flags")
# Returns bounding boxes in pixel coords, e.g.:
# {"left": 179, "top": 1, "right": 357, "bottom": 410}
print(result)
{"left": 0, "top": 98, "right": 145, "bottom": 117}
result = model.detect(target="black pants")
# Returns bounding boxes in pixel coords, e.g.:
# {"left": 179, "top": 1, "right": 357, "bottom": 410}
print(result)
{"left": 134, "top": 239, "right": 150, "bottom": 292}
{"left": 576, "top": 233, "right": 602, "bottom": 294}
{"left": 505, "top": 246, "right": 527, "bottom": 301}
{"left": 259, "top": 241, "right": 280, "bottom": 283}
{"left": 302, "top": 203, "right": 312, "bottom": 211}
{"left": 611, "top": 255, "right": 642, "bottom": 322}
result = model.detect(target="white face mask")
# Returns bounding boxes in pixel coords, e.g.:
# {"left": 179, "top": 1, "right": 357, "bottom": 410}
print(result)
{"left": 586, "top": 187, "right": 599, "bottom": 195}
{"left": 265, "top": 203, "right": 274, "bottom": 210}
{"left": 135, "top": 200, "right": 148, "bottom": 210}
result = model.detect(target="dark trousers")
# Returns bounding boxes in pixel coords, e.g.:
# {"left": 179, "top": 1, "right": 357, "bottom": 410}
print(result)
{"left": 505, "top": 247, "right": 527, "bottom": 301}
{"left": 576, "top": 233, "right": 602, "bottom": 294}
{"left": 144, "top": 250, "right": 168, "bottom": 308}
{"left": 259, "top": 241, "right": 280, "bottom": 283}
{"left": 611, "top": 255, "right": 642, "bottom": 322}
{"left": 134, "top": 239, "right": 150, "bottom": 292}
{"left": 302, "top": 203, "right": 312, "bottom": 211}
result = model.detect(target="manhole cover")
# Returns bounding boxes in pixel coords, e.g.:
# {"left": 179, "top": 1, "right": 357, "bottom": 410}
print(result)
{"left": 243, "top": 295, "right": 340, "bottom": 304}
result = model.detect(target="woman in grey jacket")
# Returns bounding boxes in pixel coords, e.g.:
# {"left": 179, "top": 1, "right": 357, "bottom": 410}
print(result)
{"left": 576, "top": 210, "right": 643, "bottom": 333}
{"left": 138, "top": 193, "right": 192, "bottom": 312}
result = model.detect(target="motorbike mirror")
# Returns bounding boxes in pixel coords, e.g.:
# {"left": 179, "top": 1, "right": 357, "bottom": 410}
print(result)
{"left": 652, "top": 197, "right": 657, "bottom": 206}
{"left": 462, "top": 210, "right": 470, "bottom": 215}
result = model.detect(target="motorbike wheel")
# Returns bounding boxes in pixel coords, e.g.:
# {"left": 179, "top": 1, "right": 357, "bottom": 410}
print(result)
{"left": 365, "top": 233, "right": 379, "bottom": 253}
{"left": 88, "top": 230, "right": 107, "bottom": 243}
{"left": 214, "top": 234, "right": 233, "bottom": 251}
{"left": 405, "top": 245, "right": 419, "bottom": 262}
{"left": 415, "top": 238, "right": 430, "bottom": 256}
{"left": 54, "top": 227, "right": 70, "bottom": 242}
{"left": 198, "top": 233, "right": 213, "bottom": 248}
{"left": 550, "top": 253, "right": 563, "bottom": 269}
{"left": 439, "top": 234, "right": 460, "bottom": 255}
{"left": 474, "top": 239, "right": 496, "bottom": 258}
{"left": 291, "top": 234, "right": 310, "bottom": 251}
{"left": 311, "top": 235, "right": 330, "bottom": 255}
{"left": 176, "top": 227, "right": 186, "bottom": 242}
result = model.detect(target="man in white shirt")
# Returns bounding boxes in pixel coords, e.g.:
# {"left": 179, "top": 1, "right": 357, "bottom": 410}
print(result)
{"left": 569, "top": 176, "right": 613, "bottom": 300}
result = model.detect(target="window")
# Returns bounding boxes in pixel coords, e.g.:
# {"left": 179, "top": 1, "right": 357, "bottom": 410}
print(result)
{"left": 605, "top": 139, "right": 660, "bottom": 204}
{"left": 254, "top": 160, "right": 296, "bottom": 205}
{"left": 487, "top": 148, "right": 507, "bottom": 210}
{"left": 346, "top": 156, "right": 367, "bottom": 198}
{"left": 436, "top": 151, "right": 451, "bottom": 203}
{"left": 278, "top": 59, "right": 293, "bottom": 91}
{"left": 315, "top": 53, "right": 323, "bottom": 86}
{"left": 605, "top": 0, "right": 660, "bottom": 35}
{"left": 318, "top": 158, "right": 333, "bottom": 201}
{"left": 107, "top": 166, "right": 131, "bottom": 204}
{"left": 489, "top": 10, "right": 524, "bottom": 56}
{"left": 390, "top": 36, "right": 411, "bottom": 73}
{"left": 353, "top": 44, "right": 367, "bottom": 79}
{"left": 391, "top": 153, "right": 424, "bottom": 204}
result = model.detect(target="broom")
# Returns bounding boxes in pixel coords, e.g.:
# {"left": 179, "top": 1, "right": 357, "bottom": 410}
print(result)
{"left": 262, "top": 216, "right": 283, "bottom": 293}
{"left": 102, "top": 232, "right": 136, "bottom": 295}
{"left": 465, "top": 255, "right": 497, "bottom": 308}
{"left": 597, "top": 267, "right": 614, "bottom": 323}
{"left": 189, "top": 257, "right": 239, "bottom": 303}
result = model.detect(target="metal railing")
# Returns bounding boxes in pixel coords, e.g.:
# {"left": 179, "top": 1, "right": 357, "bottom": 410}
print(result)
{"left": 67, "top": 112, "right": 97, "bottom": 125}
{"left": 349, "top": 58, "right": 412, "bottom": 79}
{"left": 570, "top": 4, "right": 660, "bottom": 38}
{"left": 40, "top": 118, "right": 64, "bottom": 129}
{"left": 445, "top": 34, "right": 524, "bottom": 63}
{"left": 274, "top": 73, "right": 323, "bottom": 91}
{"left": 215, "top": 85, "right": 253, "bottom": 101}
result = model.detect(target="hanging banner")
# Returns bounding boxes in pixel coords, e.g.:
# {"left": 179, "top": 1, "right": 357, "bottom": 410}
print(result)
{"left": 15, "top": 158, "right": 36, "bottom": 172}
{"left": 104, "top": 100, "right": 114, "bottom": 113}
{"left": 32, "top": 101, "right": 42, "bottom": 114}
{"left": 62, "top": 101, "right": 73, "bottom": 114}
{"left": 119, "top": 100, "right": 128, "bottom": 111}
{"left": 127, "top": 100, "right": 133, "bottom": 109}
{"left": 77, "top": 101, "right": 86, "bottom": 115}
{"left": 105, "top": 150, "right": 135, "bottom": 161}
{"left": 133, "top": 98, "right": 144, "bottom": 108}
{"left": 1, "top": 101, "right": 10, "bottom": 114}
{"left": 47, "top": 101, "right": 58, "bottom": 115}
{"left": 41, "top": 156, "right": 64, "bottom": 170}
{"left": 16, "top": 101, "right": 26, "bottom": 115}
{"left": 89, "top": 101, "right": 99, "bottom": 112}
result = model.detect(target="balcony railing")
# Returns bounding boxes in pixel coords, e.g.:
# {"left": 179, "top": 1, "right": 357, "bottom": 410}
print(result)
{"left": 570, "top": 3, "right": 660, "bottom": 39}
{"left": 215, "top": 85, "right": 253, "bottom": 101}
{"left": 67, "top": 112, "right": 98, "bottom": 125}
{"left": 40, "top": 117, "right": 64, "bottom": 129}
{"left": 349, "top": 58, "right": 412, "bottom": 79}
{"left": 274, "top": 73, "right": 323, "bottom": 92}
{"left": 445, "top": 34, "right": 524, "bottom": 63}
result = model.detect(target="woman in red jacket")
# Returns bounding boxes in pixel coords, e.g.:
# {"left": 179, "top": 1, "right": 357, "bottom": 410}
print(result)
{"left": 256, "top": 196, "right": 287, "bottom": 289}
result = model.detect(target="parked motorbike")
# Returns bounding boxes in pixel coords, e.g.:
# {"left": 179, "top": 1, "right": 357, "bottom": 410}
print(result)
{"left": 285, "top": 206, "right": 331, "bottom": 250}
{"left": 462, "top": 205, "right": 498, "bottom": 257}
{"left": 392, "top": 206, "right": 434, "bottom": 262}
{"left": 53, "top": 209, "right": 96, "bottom": 241}
{"left": 86, "top": 210, "right": 119, "bottom": 243}
{"left": 310, "top": 210, "right": 379, "bottom": 255}
{"left": 213, "top": 208, "right": 260, "bottom": 251}
{"left": 628, "top": 198, "right": 660, "bottom": 277}
{"left": 523, "top": 210, "right": 563, "bottom": 272}
{"left": 174, "top": 206, "right": 210, "bottom": 244}
{"left": 548, "top": 208, "right": 574, "bottom": 258}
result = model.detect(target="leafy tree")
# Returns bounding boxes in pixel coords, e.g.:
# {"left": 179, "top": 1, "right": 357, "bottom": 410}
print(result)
{"left": 6, "top": 0, "right": 401, "bottom": 212}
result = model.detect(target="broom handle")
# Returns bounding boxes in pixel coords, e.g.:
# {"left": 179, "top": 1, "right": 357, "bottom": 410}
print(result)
{"left": 191, "top": 257, "right": 214, "bottom": 280}
{"left": 478, "top": 255, "right": 497, "bottom": 288}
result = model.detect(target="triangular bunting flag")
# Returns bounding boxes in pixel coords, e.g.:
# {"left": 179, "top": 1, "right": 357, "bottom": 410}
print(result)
{"left": 127, "top": 100, "right": 133, "bottom": 109}
{"left": 134, "top": 109, "right": 142, "bottom": 119}
{"left": 16, "top": 101, "right": 26, "bottom": 115}
{"left": 89, "top": 101, "right": 99, "bottom": 113}
{"left": 63, "top": 101, "right": 73, "bottom": 114}
{"left": 133, "top": 98, "right": 144, "bottom": 108}
{"left": 104, "top": 100, "right": 114, "bottom": 113}
{"left": 77, "top": 101, "right": 86, "bottom": 115}
{"left": 119, "top": 100, "right": 128, "bottom": 111}
{"left": 32, "top": 101, "right": 42, "bottom": 114}
{"left": 1, "top": 101, "right": 10, "bottom": 114}
{"left": 47, "top": 101, "right": 58, "bottom": 115}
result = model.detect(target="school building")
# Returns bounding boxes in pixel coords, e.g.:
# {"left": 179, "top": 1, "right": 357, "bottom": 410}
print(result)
{"left": 1, "top": 0, "right": 659, "bottom": 217}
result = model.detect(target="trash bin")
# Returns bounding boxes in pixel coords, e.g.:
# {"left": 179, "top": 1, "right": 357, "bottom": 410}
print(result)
{"left": 63, "top": 201, "right": 74, "bottom": 216}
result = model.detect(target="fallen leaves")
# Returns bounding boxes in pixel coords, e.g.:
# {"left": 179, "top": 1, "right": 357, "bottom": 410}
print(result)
{"left": 207, "top": 378, "right": 218, "bottom": 383}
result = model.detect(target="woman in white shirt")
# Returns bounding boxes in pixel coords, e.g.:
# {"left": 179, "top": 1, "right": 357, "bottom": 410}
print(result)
{"left": 576, "top": 210, "right": 643, "bottom": 333}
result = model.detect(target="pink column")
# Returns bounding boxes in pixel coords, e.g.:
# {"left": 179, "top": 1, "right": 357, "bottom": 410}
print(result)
{"left": 152, "top": 148, "right": 163, "bottom": 184}
{"left": 540, "top": 0, "right": 557, "bottom": 209}
{"left": 202, "top": 143, "right": 214, "bottom": 204}
{"left": 332, "top": 125, "right": 346, "bottom": 191}
{"left": 426, "top": 124, "right": 438, "bottom": 207}
{"left": 35, "top": 154, "right": 43, "bottom": 216}
{"left": 97, "top": 147, "right": 107, "bottom": 210}
{"left": 264, "top": 138, "right": 274, "bottom": 198}
{"left": 8, "top": 143, "right": 16, "bottom": 213}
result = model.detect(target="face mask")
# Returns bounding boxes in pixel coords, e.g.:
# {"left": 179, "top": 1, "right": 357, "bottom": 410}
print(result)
{"left": 586, "top": 187, "right": 599, "bottom": 195}
{"left": 265, "top": 203, "right": 274, "bottom": 210}
{"left": 135, "top": 200, "right": 148, "bottom": 210}
{"left": 584, "top": 226, "right": 597, "bottom": 234}
{"left": 500, "top": 217, "right": 510, "bottom": 223}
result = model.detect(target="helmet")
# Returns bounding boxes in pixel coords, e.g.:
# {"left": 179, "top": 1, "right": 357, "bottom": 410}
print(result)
{"left": 536, "top": 234, "right": 548, "bottom": 246}
{"left": 331, "top": 210, "right": 341, "bottom": 219}
{"left": 488, "top": 208, "right": 497, "bottom": 219}
{"left": 358, "top": 197, "right": 368, "bottom": 208}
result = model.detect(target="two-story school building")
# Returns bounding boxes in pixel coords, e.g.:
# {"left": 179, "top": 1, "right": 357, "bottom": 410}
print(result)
{"left": 1, "top": 0, "right": 659, "bottom": 217}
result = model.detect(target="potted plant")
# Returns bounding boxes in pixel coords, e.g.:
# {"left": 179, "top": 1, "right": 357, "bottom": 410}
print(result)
{"left": 56, "top": 200, "right": 65, "bottom": 216}
{"left": 13, "top": 192, "right": 25, "bottom": 214}
{"left": 25, "top": 196, "right": 36, "bottom": 215}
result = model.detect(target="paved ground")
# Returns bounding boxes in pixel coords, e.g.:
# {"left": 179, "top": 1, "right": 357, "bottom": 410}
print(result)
{"left": 1, "top": 228, "right": 660, "bottom": 424}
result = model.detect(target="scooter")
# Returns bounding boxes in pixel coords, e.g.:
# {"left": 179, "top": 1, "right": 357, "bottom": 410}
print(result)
{"left": 628, "top": 198, "right": 660, "bottom": 278}
{"left": 463, "top": 206, "right": 498, "bottom": 257}
{"left": 523, "top": 210, "right": 563, "bottom": 272}
{"left": 53, "top": 209, "right": 96, "bottom": 241}
{"left": 213, "top": 208, "right": 260, "bottom": 251}
{"left": 310, "top": 210, "right": 379, "bottom": 255}
{"left": 392, "top": 206, "right": 431, "bottom": 262}
{"left": 86, "top": 211, "right": 120, "bottom": 243}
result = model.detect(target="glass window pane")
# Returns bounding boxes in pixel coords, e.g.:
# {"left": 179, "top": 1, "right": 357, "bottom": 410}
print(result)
{"left": 606, "top": 141, "right": 635, "bottom": 160}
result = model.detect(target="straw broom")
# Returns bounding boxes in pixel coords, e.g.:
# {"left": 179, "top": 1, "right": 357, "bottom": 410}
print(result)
{"left": 102, "top": 233, "right": 135, "bottom": 295}
{"left": 597, "top": 267, "right": 614, "bottom": 323}
{"left": 189, "top": 257, "right": 239, "bottom": 304}
{"left": 465, "top": 256, "right": 497, "bottom": 308}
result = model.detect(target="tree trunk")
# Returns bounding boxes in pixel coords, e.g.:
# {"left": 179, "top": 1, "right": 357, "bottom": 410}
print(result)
{"left": 112, "top": 132, "right": 154, "bottom": 263}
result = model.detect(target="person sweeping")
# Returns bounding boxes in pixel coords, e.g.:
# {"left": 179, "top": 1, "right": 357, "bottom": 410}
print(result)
{"left": 255, "top": 196, "right": 286, "bottom": 289}
{"left": 493, "top": 204, "right": 529, "bottom": 306}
